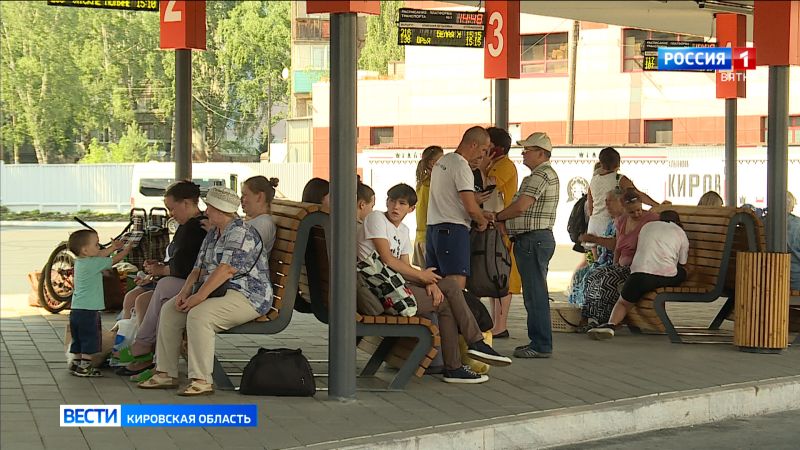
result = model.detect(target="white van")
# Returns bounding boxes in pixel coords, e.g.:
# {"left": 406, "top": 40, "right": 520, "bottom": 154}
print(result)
{"left": 130, "top": 162, "right": 257, "bottom": 216}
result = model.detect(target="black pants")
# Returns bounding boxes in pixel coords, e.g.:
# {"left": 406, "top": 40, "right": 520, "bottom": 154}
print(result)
{"left": 620, "top": 267, "right": 687, "bottom": 303}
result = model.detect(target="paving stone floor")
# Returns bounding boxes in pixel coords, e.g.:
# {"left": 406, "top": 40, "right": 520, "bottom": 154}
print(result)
{"left": 1, "top": 293, "right": 798, "bottom": 449}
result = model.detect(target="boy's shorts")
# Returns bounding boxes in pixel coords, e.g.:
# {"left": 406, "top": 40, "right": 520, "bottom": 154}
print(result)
{"left": 425, "top": 223, "right": 471, "bottom": 277}
{"left": 69, "top": 309, "right": 102, "bottom": 355}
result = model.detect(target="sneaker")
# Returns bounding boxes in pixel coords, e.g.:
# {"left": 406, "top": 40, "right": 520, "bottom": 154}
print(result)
{"left": 71, "top": 363, "right": 103, "bottom": 378}
{"left": 512, "top": 345, "right": 552, "bottom": 359}
{"left": 442, "top": 365, "right": 489, "bottom": 384}
{"left": 492, "top": 330, "right": 510, "bottom": 339}
{"left": 467, "top": 340, "right": 512, "bottom": 367}
{"left": 588, "top": 323, "right": 615, "bottom": 340}
{"left": 67, "top": 361, "right": 79, "bottom": 374}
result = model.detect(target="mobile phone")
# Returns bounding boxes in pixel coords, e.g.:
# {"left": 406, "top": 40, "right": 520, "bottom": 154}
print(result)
{"left": 197, "top": 215, "right": 208, "bottom": 221}
{"left": 482, "top": 184, "right": 497, "bottom": 193}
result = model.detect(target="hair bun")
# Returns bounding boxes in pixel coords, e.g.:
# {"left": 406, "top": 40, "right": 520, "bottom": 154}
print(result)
{"left": 269, "top": 177, "right": 279, "bottom": 188}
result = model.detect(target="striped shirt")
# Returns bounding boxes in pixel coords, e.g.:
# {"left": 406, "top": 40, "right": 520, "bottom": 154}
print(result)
{"left": 506, "top": 161, "right": 560, "bottom": 235}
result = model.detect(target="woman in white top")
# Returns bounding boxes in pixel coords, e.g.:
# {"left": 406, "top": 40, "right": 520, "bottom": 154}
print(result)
{"left": 240, "top": 176, "right": 278, "bottom": 258}
{"left": 587, "top": 147, "right": 667, "bottom": 239}
{"left": 588, "top": 210, "right": 689, "bottom": 340}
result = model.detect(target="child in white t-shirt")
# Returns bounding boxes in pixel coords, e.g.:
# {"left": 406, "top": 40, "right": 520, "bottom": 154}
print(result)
{"left": 358, "top": 183, "right": 511, "bottom": 384}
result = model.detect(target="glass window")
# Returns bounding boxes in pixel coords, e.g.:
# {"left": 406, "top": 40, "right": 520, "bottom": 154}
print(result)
{"left": 761, "top": 115, "right": 800, "bottom": 144}
{"left": 644, "top": 120, "right": 673, "bottom": 144}
{"left": 370, "top": 127, "right": 394, "bottom": 145}
{"left": 622, "top": 29, "right": 703, "bottom": 72}
{"left": 521, "top": 32, "right": 568, "bottom": 75}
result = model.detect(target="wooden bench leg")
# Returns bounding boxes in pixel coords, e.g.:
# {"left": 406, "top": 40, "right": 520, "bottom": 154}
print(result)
{"left": 388, "top": 331, "right": 432, "bottom": 391}
{"left": 654, "top": 296, "right": 682, "bottom": 344}
{"left": 360, "top": 337, "right": 395, "bottom": 377}
{"left": 212, "top": 355, "right": 236, "bottom": 391}
{"left": 710, "top": 296, "right": 735, "bottom": 330}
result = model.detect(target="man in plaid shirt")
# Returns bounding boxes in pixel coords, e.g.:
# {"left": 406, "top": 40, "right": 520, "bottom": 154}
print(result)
{"left": 494, "top": 132, "right": 560, "bottom": 359}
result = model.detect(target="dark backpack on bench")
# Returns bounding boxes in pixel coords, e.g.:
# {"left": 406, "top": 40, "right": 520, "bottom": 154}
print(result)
{"left": 239, "top": 348, "right": 316, "bottom": 396}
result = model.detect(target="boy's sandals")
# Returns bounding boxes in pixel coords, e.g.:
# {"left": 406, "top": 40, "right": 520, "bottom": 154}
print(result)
{"left": 138, "top": 373, "right": 178, "bottom": 389}
{"left": 178, "top": 380, "right": 214, "bottom": 397}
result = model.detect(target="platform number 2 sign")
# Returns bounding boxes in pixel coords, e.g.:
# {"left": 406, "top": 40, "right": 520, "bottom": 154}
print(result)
{"left": 164, "top": 0, "right": 181, "bottom": 22}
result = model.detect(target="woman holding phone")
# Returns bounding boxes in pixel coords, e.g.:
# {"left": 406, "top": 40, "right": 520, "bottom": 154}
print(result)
{"left": 114, "top": 180, "right": 207, "bottom": 379}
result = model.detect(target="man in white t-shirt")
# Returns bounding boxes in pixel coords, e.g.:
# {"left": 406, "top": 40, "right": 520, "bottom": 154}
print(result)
{"left": 589, "top": 210, "right": 690, "bottom": 340}
{"left": 426, "top": 126, "right": 494, "bottom": 289}
{"left": 359, "top": 183, "right": 511, "bottom": 383}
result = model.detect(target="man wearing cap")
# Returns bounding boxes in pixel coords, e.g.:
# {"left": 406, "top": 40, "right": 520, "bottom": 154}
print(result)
{"left": 494, "top": 132, "right": 560, "bottom": 358}
{"left": 426, "top": 126, "right": 494, "bottom": 289}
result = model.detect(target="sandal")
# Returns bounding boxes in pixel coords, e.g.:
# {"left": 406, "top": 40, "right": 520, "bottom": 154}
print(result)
{"left": 129, "top": 368, "right": 154, "bottom": 383}
{"left": 138, "top": 373, "right": 178, "bottom": 389}
{"left": 116, "top": 363, "right": 154, "bottom": 377}
{"left": 117, "top": 348, "right": 155, "bottom": 364}
{"left": 178, "top": 380, "right": 214, "bottom": 397}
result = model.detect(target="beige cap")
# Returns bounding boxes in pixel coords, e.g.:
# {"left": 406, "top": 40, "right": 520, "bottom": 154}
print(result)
{"left": 205, "top": 186, "right": 240, "bottom": 213}
{"left": 517, "top": 132, "right": 553, "bottom": 152}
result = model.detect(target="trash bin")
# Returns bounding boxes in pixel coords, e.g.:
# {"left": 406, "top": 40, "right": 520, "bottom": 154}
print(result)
{"left": 733, "top": 252, "right": 790, "bottom": 353}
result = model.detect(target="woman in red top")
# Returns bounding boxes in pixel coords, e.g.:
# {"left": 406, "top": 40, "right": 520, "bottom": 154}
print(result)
{"left": 581, "top": 189, "right": 658, "bottom": 326}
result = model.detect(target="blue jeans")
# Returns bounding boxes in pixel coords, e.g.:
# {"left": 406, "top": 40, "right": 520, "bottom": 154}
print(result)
{"left": 513, "top": 230, "right": 556, "bottom": 353}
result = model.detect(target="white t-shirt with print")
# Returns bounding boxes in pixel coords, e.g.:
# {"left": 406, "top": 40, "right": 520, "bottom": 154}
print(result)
{"left": 427, "top": 152, "right": 474, "bottom": 228}
{"left": 358, "top": 210, "right": 412, "bottom": 262}
{"left": 630, "top": 221, "right": 689, "bottom": 277}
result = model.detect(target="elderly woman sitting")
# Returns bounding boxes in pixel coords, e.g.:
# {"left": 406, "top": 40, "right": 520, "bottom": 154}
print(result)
{"left": 138, "top": 186, "right": 271, "bottom": 396}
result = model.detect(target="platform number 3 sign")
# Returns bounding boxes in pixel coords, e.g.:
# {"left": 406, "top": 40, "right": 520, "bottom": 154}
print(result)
{"left": 483, "top": 1, "right": 520, "bottom": 79}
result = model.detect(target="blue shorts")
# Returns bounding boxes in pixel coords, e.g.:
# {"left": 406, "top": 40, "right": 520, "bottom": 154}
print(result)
{"left": 425, "top": 223, "right": 471, "bottom": 277}
{"left": 69, "top": 309, "right": 102, "bottom": 355}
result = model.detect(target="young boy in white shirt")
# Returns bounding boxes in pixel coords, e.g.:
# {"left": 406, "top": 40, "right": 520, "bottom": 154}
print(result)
{"left": 359, "top": 183, "right": 511, "bottom": 384}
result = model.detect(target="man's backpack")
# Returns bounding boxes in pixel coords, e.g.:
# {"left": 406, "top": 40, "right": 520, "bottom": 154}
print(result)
{"left": 466, "top": 227, "right": 511, "bottom": 298}
{"left": 567, "top": 194, "right": 589, "bottom": 253}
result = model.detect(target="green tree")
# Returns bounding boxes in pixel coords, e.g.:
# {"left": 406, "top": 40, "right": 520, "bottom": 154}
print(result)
{"left": 80, "top": 123, "right": 156, "bottom": 163}
{"left": 358, "top": 1, "right": 405, "bottom": 75}
{"left": 0, "top": 2, "right": 85, "bottom": 163}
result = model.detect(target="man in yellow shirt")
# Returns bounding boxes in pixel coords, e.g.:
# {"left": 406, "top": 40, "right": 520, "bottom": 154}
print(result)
{"left": 483, "top": 127, "right": 520, "bottom": 339}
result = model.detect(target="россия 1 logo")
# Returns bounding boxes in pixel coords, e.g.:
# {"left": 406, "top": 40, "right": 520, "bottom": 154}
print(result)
{"left": 658, "top": 47, "right": 756, "bottom": 71}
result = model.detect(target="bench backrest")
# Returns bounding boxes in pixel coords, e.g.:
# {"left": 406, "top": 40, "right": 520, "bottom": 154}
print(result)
{"left": 261, "top": 200, "right": 325, "bottom": 327}
{"left": 648, "top": 205, "right": 760, "bottom": 293}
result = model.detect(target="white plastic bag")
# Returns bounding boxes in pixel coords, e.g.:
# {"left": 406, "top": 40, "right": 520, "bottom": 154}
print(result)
{"left": 111, "top": 318, "right": 139, "bottom": 354}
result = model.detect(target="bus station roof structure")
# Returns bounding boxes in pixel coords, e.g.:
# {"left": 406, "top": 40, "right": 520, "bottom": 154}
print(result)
{"left": 449, "top": 0, "right": 755, "bottom": 39}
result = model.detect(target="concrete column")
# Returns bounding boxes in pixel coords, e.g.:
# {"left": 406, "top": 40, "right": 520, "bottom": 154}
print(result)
{"left": 766, "top": 66, "right": 789, "bottom": 252}
{"left": 725, "top": 99, "right": 737, "bottom": 206}
{"left": 328, "top": 12, "right": 358, "bottom": 400}
{"left": 175, "top": 49, "right": 192, "bottom": 180}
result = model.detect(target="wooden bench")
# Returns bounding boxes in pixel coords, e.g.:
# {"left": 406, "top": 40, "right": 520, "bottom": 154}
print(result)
{"left": 303, "top": 214, "right": 442, "bottom": 389}
{"left": 625, "top": 205, "right": 761, "bottom": 343}
{"left": 212, "top": 200, "right": 440, "bottom": 391}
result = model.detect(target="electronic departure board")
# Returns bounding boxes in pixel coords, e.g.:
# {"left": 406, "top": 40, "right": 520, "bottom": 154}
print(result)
{"left": 397, "top": 8, "right": 485, "bottom": 48}
{"left": 642, "top": 40, "right": 715, "bottom": 72}
{"left": 47, "top": 0, "right": 158, "bottom": 12}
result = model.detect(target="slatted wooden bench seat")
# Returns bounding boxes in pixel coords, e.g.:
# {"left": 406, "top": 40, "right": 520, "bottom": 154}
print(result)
{"left": 211, "top": 199, "right": 320, "bottom": 390}
{"left": 212, "top": 200, "right": 440, "bottom": 390}
{"left": 302, "top": 215, "right": 442, "bottom": 389}
{"left": 625, "top": 205, "right": 761, "bottom": 343}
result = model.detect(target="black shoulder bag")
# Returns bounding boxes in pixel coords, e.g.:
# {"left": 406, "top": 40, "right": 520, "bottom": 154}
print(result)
{"left": 191, "top": 231, "right": 263, "bottom": 298}
{"left": 239, "top": 348, "right": 316, "bottom": 396}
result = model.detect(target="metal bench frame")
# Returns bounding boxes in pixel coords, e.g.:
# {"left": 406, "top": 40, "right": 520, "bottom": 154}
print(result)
{"left": 213, "top": 209, "right": 434, "bottom": 391}
{"left": 632, "top": 210, "right": 759, "bottom": 344}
